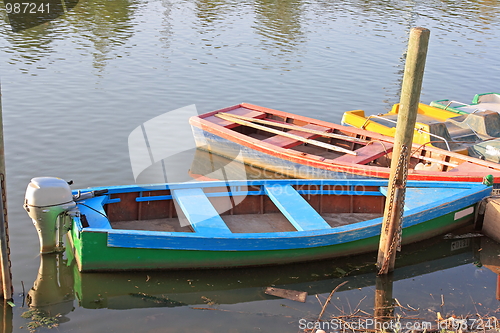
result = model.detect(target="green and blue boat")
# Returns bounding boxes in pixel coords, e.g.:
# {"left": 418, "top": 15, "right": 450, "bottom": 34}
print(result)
{"left": 24, "top": 177, "right": 491, "bottom": 272}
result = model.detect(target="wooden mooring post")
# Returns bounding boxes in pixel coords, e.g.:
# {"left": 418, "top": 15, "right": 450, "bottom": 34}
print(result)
{"left": 377, "top": 27, "right": 430, "bottom": 275}
{"left": 0, "top": 82, "right": 13, "bottom": 301}
{"left": 374, "top": 274, "right": 394, "bottom": 324}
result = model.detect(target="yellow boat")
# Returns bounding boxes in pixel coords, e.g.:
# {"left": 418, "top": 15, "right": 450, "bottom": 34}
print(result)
{"left": 341, "top": 103, "right": 500, "bottom": 155}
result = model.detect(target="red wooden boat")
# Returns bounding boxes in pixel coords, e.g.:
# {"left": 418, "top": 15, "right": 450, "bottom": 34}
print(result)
{"left": 189, "top": 103, "right": 500, "bottom": 183}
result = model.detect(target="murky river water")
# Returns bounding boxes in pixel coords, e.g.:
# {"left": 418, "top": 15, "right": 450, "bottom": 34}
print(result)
{"left": 1, "top": 0, "right": 500, "bottom": 332}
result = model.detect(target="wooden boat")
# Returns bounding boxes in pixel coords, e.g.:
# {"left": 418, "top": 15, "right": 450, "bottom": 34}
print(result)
{"left": 431, "top": 92, "right": 500, "bottom": 115}
{"left": 189, "top": 147, "right": 292, "bottom": 181}
{"left": 24, "top": 177, "right": 491, "bottom": 272}
{"left": 189, "top": 103, "right": 500, "bottom": 182}
{"left": 341, "top": 103, "right": 500, "bottom": 152}
{"left": 342, "top": 102, "right": 500, "bottom": 163}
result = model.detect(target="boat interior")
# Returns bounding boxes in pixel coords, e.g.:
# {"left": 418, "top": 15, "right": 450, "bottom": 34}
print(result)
{"left": 103, "top": 183, "right": 385, "bottom": 233}
{"left": 366, "top": 113, "right": 475, "bottom": 151}
{"left": 201, "top": 106, "right": 498, "bottom": 174}
{"left": 74, "top": 104, "right": 500, "bottom": 235}
{"left": 352, "top": 110, "right": 500, "bottom": 149}
{"left": 343, "top": 103, "right": 500, "bottom": 159}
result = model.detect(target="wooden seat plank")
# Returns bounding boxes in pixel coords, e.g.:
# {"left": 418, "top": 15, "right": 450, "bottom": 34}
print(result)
{"left": 264, "top": 184, "right": 331, "bottom": 231}
{"left": 262, "top": 124, "right": 331, "bottom": 149}
{"left": 448, "top": 161, "right": 494, "bottom": 173}
{"left": 204, "top": 107, "right": 267, "bottom": 129}
{"left": 172, "top": 188, "right": 232, "bottom": 234}
{"left": 333, "top": 142, "right": 393, "bottom": 164}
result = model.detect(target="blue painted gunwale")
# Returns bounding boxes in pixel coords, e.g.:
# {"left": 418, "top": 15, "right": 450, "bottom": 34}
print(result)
{"left": 72, "top": 179, "right": 491, "bottom": 252}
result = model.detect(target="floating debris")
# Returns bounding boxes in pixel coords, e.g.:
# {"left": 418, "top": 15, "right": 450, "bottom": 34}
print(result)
{"left": 129, "top": 292, "right": 186, "bottom": 307}
{"left": 265, "top": 287, "right": 307, "bottom": 302}
{"left": 443, "top": 232, "right": 483, "bottom": 239}
{"left": 201, "top": 296, "right": 216, "bottom": 306}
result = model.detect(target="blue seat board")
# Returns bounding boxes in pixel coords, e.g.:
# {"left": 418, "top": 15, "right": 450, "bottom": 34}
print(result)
{"left": 172, "top": 188, "right": 232, "bottom": 234}
{"left": 379, "top": 186, "right": 468, "bottom": 211}
{"left": 264, "top": 184, "right": 331, "bottom": 231}
{"left": 76, "top": 196, "right": 111, "bottom": 229}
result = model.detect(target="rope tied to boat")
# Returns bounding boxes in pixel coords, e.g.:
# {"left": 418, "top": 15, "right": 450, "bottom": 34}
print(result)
{"left": 378, "top": 144, "right": 408, "bottom": 275}
{"left": 368, "top": 140, "right": 392, "bottom": 164}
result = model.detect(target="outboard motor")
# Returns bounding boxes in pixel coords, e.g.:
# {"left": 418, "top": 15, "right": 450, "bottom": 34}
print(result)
{"left": 24, "top": 177, "right": 77, "bottom": 253}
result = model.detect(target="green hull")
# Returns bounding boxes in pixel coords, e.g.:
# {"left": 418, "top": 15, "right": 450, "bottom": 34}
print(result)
{"left": 68, "top": 207, "right": 474, "bottom": 272}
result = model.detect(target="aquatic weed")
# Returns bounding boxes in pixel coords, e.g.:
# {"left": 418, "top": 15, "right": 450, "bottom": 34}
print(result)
{"left": 21, "top": 309, "right": 60, "bottom": 333}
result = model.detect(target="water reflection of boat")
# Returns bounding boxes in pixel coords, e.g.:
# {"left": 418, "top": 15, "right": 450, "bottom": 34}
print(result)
{"left": 1, "top": 302, "right": 13, "bottom": 333}
{"left": 26, "top": 235, "right": 480, "bottom": 312}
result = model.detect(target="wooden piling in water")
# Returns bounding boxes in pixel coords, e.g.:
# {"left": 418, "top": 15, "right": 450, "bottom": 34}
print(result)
{"left": 0, "top": 82, "right": 13, "bottom": 300}
{"left": 377, "top": 27, "right": 430, "bottom": 275}
{"left": 374, "top": 274, "right": 394, "bottom": 322}
{"left": 497, "top": 275, "right": 500, "bottom": 301}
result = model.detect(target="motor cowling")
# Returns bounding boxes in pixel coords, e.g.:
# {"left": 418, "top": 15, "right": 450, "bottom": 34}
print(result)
{"left": 24, "top": 177, "right": 76, "bottom": 253}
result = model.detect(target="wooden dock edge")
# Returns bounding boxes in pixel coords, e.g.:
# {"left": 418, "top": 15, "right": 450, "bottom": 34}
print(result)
{"left": 482, "top": 195, "right": 500, "bottom": 243}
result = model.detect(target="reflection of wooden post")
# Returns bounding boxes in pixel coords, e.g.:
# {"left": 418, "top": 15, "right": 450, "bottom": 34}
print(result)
{"left": 0, "top": 82, "right": 12, "bottom": 300}
{"left": 374, "top": 274, "right": 394, "bottom": 322}
{"left": 479, "top": 236, "right": 500, "bottom": 300}
{"left": 377, "top": 27, "right": 430, "bottom": 274}
{"left": 497, "top": 275, "right": 500, "bottom": 301}
{"left": 1, "top": 300, "right": 13, "bottom": 333}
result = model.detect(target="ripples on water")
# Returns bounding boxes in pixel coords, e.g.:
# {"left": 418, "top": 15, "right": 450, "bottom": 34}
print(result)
{"left": 1, "top": 0, "right": 500, "bottom": 331}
